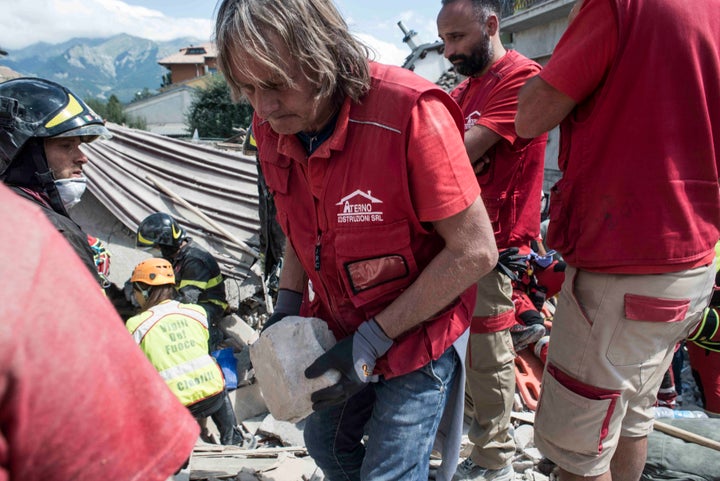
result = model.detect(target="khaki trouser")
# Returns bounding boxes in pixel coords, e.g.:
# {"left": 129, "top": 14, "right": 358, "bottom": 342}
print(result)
{"left": 465, "top": 328, "right": 516, "bottom": 469}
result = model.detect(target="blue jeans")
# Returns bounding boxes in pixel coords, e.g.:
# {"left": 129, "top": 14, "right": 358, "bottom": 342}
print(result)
{"left": 304, "top": 346, "right": 459, "bottom": 481}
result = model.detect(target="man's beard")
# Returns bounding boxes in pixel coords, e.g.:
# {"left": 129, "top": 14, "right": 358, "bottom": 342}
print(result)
{"left": 449, "top": 33, "right": 493, "bottom": 77}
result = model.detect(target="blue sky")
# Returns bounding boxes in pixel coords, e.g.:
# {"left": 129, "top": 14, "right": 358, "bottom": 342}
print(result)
{"left": 1, "top": 0, "right": 443, "bottom": 66}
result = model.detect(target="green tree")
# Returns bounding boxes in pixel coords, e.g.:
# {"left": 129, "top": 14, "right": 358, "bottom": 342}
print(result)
{"left": 85, "top": 98, "right": 107, "bottom": 119}
{"left": 186, "top": 75, "right": 253, "bottom": 139}
{"left": 132, "top": 88, "right": 154, "bottom": 102}
{"left": 84, "top": 95, "right": 146, "bottom": 130}
{"left": 105, "top": 95, "right": 125, "bottom": 124}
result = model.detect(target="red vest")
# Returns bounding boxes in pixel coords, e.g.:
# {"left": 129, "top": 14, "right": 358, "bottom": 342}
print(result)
{"left": 255, "top": 63, "right": 475, "bottom": 379}
{"left": 452, "top": 50, "right": 546, "bottom": 249}
{"left": 546, "top": 0, "right": 720, "bottom": 272}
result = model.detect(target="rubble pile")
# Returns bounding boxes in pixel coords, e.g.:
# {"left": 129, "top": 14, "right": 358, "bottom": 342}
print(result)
{"left": 176, "top": 307, "right": 707, "bottom": 481}
{"left": 173, "top": 309, "right": 561, "bottom": 481}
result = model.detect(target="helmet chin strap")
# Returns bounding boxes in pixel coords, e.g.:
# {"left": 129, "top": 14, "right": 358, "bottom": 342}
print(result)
{"left": 27, "top": 139, "right": 69, "bottom": 217}
{"left": 134, "top": 282, "right": 151, "bottom": 308}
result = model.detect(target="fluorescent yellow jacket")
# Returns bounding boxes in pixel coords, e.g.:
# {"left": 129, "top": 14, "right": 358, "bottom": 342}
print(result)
{"left": 126, "top": 299, "right": 224, "bottom": 406}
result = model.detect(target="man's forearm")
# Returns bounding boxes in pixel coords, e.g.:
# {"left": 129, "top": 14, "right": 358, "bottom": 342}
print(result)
{"left": 374, "top": 197, "right": 497, "bottom": 339}
{"left": 278, "top": 243, "right": 307, "bottom": 293}
{"left": 516, "top": 75, "right": 576, "bottom": 138}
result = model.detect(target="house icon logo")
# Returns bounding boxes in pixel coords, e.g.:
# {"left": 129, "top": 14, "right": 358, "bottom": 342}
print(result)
{"left": 336, "top": 190, "right": 384, "bottom": 224}
{"left": 464, "top": 110, "right": 482, "bottom": 131}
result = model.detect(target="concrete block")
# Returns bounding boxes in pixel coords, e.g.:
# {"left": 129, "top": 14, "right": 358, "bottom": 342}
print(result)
{"left": 250, "top": 316, "right": 339, "bottom": 423}
{"left": 221, "top": 313, "right": 259, "bottom": 349}
{"left": 232, "top": 382, "right": 269, "bottom": 422}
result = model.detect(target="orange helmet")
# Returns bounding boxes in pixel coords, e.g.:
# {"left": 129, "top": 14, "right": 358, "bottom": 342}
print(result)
{"left": 131, "top": 258, "right": 175, "bottom": 286}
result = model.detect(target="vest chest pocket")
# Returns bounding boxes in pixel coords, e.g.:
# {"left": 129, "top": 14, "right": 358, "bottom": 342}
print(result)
{"left": 261, "top": 160, "right": 291, "bottom": 195}
{"left": 481, "top": 194, "right": 505, "bottom": 237}
{"left": 335, "top": 220, "right": 419, "bottom": 309}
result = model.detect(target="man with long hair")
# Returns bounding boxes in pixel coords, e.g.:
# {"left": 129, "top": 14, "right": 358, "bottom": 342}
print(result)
{"left": 214, "top": 0, "right": 498, "bottom": 478}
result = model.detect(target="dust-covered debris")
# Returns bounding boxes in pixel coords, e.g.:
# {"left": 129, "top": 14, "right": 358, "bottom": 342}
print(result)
{"left": 175, "top": 296, "right": 709, "bottom": 481}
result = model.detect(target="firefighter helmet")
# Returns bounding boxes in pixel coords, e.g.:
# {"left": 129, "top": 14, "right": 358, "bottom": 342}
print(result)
{"left": 0, "top": 77, "right": 110, "bottom": 177}
{"left": 242, "top": 125, "right": 258, "bottom": 157}
{"left": 136, "top": 212, "right": 187, "bottom": 248}
{"left": 131, "top": 257, "right": 176, "bottom": 286}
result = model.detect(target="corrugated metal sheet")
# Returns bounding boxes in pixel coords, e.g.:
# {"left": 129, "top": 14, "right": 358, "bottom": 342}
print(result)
{"left": 81, "top": 122, "right": 261, "bottom": 281}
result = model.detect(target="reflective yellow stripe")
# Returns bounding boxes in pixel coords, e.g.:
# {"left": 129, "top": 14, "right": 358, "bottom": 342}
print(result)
{"left": 178, "top": 279, "right": 208, "bottom": 289}
{"left": 691, "top": 340, "right": 720, "bottom": 353}
{"left": 45, "top": 93, "right": 84, "bottom": 128}
{"left": 206, "top": 274, "right": 223, "bottom": 289}
{"left": 136, "top": 231, "right": 156, "bottom": 246}
{"left": 207, "top": 298, "right": 229, "bottom": 310}
{"left": 159, "top": 355, "right": 218, "bottom": 381}
{"left": 177, "top": 274, "right": 223, "bottom": 290}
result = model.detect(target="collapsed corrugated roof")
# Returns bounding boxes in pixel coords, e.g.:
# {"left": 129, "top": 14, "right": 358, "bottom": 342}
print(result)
{"left": 81, "top": 122, "right": 261, "bottom": 281}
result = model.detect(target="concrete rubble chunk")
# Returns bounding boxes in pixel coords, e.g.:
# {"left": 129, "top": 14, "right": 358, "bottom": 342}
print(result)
{"left": 221, "top": 313, "right": 260, "bottom": 350}
{"left": 233, "top": 382, "right": 269, "bottom": 422}
{"left": 250, "top": 316, "right": 340, "bottom": 423}
{"left": 258, "top": 414, "right": 306, "bottom": 447}
{"left": 235, "top": 347, "right": 254, "bottom": 387}
{"left": 257, "top": 455, "right": 322, "bottom": 481}
{"left": 514, "top": 424, "right": 535, "bottom": 451}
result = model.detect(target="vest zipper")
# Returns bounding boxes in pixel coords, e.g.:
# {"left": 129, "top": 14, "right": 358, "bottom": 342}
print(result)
{"left": 314, "top": 237, "right": 321, "bottom": 271}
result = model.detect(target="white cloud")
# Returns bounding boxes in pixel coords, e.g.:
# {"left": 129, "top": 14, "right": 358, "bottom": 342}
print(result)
{"left": 355, "top": 33, "right": 411, "bottom": 67}
{"left": 0, "top": 0, "right": 433, "bottom": 70}
{"left": 0, "top": 0, "right": 214, "bottom": 51}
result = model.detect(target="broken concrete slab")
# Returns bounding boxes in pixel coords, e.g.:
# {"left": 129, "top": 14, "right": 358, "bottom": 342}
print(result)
{"left": 233, "top": 382, "right": 269, "bottom": 422}
{"left": 190, "top": 454, "right": 276, "bottom": 480}
{"left": 250, "top": 316, "right": 340, "bottom": 423}
{"left": 257, "top": 414, "right": 306, "bottom": 447}
{"left": 257, "top": 455, "right": 322, "bottom": 480}
{"left": 242, "top": 414, "right": 266, "bottom": 436}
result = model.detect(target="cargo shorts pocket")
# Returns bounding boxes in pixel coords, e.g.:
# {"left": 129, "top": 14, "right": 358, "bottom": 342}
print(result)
{"left": 535, "top": 364, "right": 620, "bottom": 456}
{"left": 606, "top": 294, "right": 690, "bottom": 366}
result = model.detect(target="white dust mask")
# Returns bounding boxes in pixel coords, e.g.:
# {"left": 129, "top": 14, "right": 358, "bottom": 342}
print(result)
{"left": 54, "top": 177, "right": 87, "bottom": 209}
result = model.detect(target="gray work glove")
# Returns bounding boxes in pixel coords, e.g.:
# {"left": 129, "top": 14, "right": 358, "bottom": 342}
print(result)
{"left": 305, "top": 318, "right": 393, "bottom": 411}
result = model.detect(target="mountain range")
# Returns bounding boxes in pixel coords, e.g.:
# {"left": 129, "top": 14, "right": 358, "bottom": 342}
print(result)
{"left": 1, "top": 34, "right": 204, "bottom": 103}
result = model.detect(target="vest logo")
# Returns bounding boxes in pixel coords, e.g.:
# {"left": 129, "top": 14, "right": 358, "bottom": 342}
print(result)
{"left": 336, "top": 190, "right": 384, "bottom": 224}
{"left": 464, "top": 110, "right": 482, "bottom": 131}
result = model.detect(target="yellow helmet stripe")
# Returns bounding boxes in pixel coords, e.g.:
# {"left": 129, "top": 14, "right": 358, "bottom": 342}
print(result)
{"left": 45, "top": 93, "right": 84, "bottom": 129}
{"left": 137, "top": 232, "right": 156, "bottom": 246}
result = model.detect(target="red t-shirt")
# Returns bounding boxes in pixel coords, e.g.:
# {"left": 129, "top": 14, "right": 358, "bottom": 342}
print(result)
{"left": 407, "top": 94, "right": 482, "bottom": 222}
{"left": 539, "top": 0, "right": 720, "bottom": 273}
{"left": 451, "top": 50, "right": 547, "bottom": 248}
{"left": 0, "top": 185, "right": 199, "bottom": 481}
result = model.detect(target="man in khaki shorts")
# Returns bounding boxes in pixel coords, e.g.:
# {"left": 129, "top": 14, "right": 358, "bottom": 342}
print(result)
{"left": 515, "top": 0, "right": 720, "bottom": 479}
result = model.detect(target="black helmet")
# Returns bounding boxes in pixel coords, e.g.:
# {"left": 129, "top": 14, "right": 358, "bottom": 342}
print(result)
{"left": 242, "top": 125, "right": 257, "bottom": 157}
{"left": 137, "top": 212, "right": 187, "bottom": 248}
{"left": 0, "top": 77, "right": 110, "bottom": 177}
